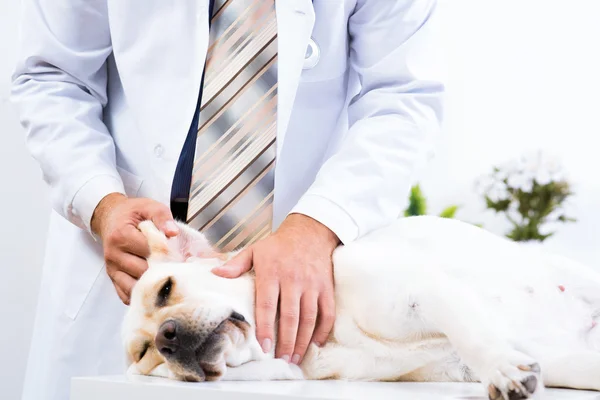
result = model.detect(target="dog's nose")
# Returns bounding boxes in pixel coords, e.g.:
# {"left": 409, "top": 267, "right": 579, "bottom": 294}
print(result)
{"left": 156, "top": 320, "right": 179, "bottom": 357}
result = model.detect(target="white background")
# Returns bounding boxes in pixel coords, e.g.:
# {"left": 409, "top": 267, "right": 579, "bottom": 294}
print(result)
{"left": 1, "top": 0, "right": 600, "bottom": 398}
{"left": 0, "top": 0, "right": 51, "bottom": 398}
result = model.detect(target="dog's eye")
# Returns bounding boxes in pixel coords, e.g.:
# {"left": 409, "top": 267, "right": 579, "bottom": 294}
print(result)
{"left": 138, "top": 342, "right": 150, "bottom": 361}
{"left": 156, "top": 277, "right": 173, "bottom": 307}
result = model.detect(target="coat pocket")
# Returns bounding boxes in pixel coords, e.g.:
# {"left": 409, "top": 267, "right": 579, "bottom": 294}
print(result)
{"left": 61, "top": 168, "right": 143, "bottom": 320}
{"left": 47, "top": 211, "right": 106, "bottom": 320}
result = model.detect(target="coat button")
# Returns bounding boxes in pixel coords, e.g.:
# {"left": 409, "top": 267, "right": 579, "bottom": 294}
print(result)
{"left": 154, "top": 144, "right": 164, "bottom": 158}
{"left": 303, "top": 38, "right": 320, "bottom": 70}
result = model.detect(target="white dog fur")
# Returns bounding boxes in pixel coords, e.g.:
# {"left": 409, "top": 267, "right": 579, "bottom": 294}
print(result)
{"left": 122, "top": 216, "right": 600, "bottom": 400}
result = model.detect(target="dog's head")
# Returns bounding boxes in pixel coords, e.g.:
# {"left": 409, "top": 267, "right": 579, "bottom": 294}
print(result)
{"left": 122, "top": 221, "right": 261, "bottom": 382}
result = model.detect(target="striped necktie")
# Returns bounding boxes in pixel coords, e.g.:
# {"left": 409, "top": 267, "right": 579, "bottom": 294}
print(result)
{"left": 186, "top": 0, "right": 278, "bottom": 252}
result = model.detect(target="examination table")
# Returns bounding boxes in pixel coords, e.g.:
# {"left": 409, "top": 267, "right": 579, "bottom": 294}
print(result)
{"left": 71, "top": 375, "right": 600, "bottom": 400}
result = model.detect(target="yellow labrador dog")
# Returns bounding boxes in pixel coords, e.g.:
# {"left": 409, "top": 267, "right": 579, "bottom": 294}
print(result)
{"left": 122, "top": 216, "right": 600, "bottom": 400}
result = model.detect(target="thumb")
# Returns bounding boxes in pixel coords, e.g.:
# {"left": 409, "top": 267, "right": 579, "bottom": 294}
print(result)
{"left": 146, "top": 202, "right": 179, "bottom": 238}
{"left": 212, "top": 248, "right": 254, "bottom": 278}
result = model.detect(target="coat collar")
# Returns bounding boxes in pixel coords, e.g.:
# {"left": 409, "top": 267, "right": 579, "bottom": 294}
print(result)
{"left": 275, "top": 0, "right": 316, "bottom": 155}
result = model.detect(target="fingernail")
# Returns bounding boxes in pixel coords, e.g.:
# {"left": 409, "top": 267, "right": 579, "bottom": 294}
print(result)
{"left": 281, "top": 355, "right": 290, "bottom": 363}
{"left": 165, "top": 220, "right": 179, "bottom": 233}
{"left": 261, "top": 339, "right": 272, "bottom": 353}
{"left": 291, "top": 354, "right": 301, "bottom": 365}
{"left": 313, "top": 341, "right": 321, "bottom": 348}
{"left": 211, "top": 266, "right": 230, "bottom": 276}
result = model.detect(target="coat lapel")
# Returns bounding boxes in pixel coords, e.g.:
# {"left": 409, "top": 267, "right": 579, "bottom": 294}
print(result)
{"left": 275, "top": 0, "right": 315, "bottom": 156}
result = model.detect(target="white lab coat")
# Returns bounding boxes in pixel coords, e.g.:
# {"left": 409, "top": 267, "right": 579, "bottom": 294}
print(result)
{"left": 11, "top": 0, "right": 444, "bottom": 399}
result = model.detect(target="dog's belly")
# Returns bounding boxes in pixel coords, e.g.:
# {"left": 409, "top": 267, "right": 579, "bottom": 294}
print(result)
{"left": 331, "top": 216, "right": 600, "bottom": 353}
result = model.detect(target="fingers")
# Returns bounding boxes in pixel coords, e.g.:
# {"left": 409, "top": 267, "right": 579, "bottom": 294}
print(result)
{"left": 161, "top": 220, "right": 179, "bottom": 238}
{"left": 275, "top": 286, "right": 300, "bottom": 361}
{"left": 109, "top": 269, "right": 137, "bottom": 305}
{"left": 311, "top": 289, "right": 336, "bottom": 347}
{"left": 105, "top": 223, "right": 150, "bottom": 260}
{"left": 255, "top": 277, "right": 280, "bottom": 355}
{"left": 114, "top": 283, "right": 130, "bottom": 305}
{"left": 212, "top": 248, "right": 253, "bottom": 278}
{"left": 104, "top": 224, "right": 149, "bottom": 306}
{"left": 108, "top": 252, "right": 148, "bottom": 280}
{"left": 99, "top": 197, "right": 181, "bottom": 307}
{"left": 119, "top": 225, "right": 151, "bottom": 258}
{"left": 291, "top": 292, "right": 319, "bottom": 364}
{"left": 147, "top": 203, "right": 179, "bottom": 237}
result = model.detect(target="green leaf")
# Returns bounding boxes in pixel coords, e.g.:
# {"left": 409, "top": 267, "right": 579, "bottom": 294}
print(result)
{"left": 404, "top": 185, "right": 427, "bottom": 217}
{"left": 558, "top": 215, "right": 577, "bottom": 223}
{"left": 485, "top": 197, "right": 511, "bottom": 213}
{"left": 439, "top": 205, "right": 459, "bottom": 219}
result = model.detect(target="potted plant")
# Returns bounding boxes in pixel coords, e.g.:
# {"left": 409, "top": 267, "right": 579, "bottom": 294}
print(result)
{"left": 475, "top": 151, "right": 576, "bottom": 244}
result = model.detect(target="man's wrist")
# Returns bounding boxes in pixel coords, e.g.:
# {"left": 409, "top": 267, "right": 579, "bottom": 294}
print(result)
{"left": 90, "top": 192, "right": 127, "bottom": 237}
{"left": 282, "top": 213, "right": 340, "bottom": 249}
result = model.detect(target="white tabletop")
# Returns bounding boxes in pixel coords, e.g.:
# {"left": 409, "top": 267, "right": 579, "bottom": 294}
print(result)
{"left": 71, "top": 375, "right": 600, "bottom": 400}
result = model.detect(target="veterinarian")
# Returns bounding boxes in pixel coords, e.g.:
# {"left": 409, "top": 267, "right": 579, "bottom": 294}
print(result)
{"left": 11, "top": 0, "right": 444, "bottom": 399}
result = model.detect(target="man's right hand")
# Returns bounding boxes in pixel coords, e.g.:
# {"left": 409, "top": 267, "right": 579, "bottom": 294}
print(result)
{"left": 90, "top": 193, "right": 179, "bottom": 304}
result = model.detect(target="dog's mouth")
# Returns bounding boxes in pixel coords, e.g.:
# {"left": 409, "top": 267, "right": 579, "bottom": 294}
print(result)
{"left": 156, "top": 312, "right": 250, "bottom": 382}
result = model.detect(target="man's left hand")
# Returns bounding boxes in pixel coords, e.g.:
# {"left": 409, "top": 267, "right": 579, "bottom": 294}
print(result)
{"left": 212, "top": 213, "right": 340, "bottom": 365}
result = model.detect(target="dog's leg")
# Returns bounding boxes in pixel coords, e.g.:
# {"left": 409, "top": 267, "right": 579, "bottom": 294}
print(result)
{"left": 538, "top": 352, "right": 600, "bottom": 391}
{"left": 413, "top": 273, "right": 543, "bottom": 400}
{"left": 221, "top": 359, "right": 305, "bottom": 381}
{"left": 301, "top": 338, "right": 451, "bottom": 381}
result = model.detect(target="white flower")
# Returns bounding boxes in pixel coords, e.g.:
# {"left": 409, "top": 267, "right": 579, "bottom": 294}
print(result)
{"left": 521, "top": 157, "right": 541, "bottom": 180}
{"left": 520, "top": 151, "right": 566, "bottom": 185}
{"left": 522, "top": 178, "right": 534, "bottom": 193}
{"left": 507, "top": 172, "right": 533, "bottom": 192}
{"left": 535, "top": 169, "right": 553, "bottom": 186}
{"left": 487, "top": 181, "right": 509, "bottom": 202}
{"left": 508, "top": 201, "right": 523, "bottom": 222}
{"left": 494, "top": 168, "right": 509, "bottom": 181}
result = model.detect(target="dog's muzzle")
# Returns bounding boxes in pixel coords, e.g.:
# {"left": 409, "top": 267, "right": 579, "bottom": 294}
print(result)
{"left": 154, "top": 312, "right": 249, "bottom": 381}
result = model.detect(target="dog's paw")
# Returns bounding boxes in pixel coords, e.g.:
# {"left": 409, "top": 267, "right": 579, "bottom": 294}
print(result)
{"left": 222, "top": 359, "right": 304, "bottom": 381}
{"left": 300, "top": 343, "right": 331, "bottom": 380}
{"left": 480, "top": 351, "right": 543, "bottom": 400}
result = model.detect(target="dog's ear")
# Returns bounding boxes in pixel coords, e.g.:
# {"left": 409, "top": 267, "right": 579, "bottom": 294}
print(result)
{"left": 138, "top": 221, "right": 224, "bottom": 262}
{"left": 168, "top": 222, "right": 226, "bottom": 261}
{"left": 137, "top": 221, "right": 171, "bottom": 261}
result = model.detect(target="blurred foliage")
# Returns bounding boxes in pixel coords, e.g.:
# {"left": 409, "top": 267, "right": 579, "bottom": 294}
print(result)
{"left": 404, "top": 184, "right": 462, "bottom": 219}
{"left": 485, "top": 178, "right": 575, "bottom": 242}
{"left": 479, "top": 153, "right": 576, "bottom": 242}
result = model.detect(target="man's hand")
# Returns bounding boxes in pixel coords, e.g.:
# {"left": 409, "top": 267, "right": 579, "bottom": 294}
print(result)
{"left": 91, "top": 193, "right": 179, "bottom": 304}
{"left": 212, "top": 213, "right": 340, "bottom": 365}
